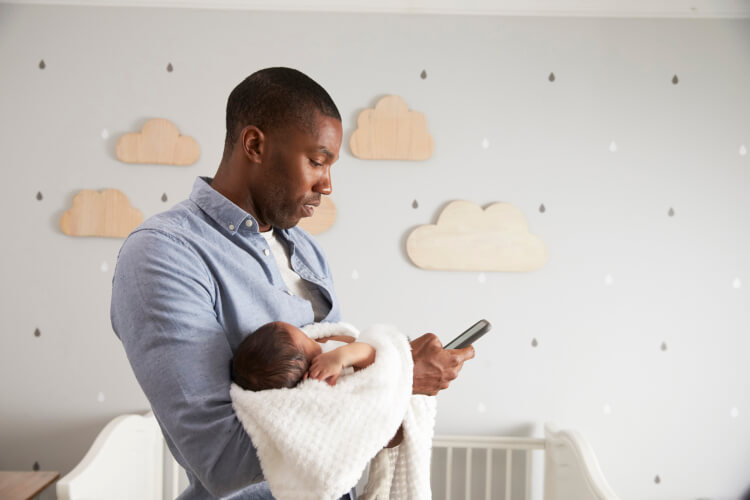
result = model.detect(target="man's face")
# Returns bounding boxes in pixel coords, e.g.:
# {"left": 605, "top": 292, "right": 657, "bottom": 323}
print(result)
{"left": 255, "top": 112, "right": 343, "bottom": 230}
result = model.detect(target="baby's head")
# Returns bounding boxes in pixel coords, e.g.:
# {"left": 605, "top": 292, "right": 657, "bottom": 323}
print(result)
{"left": 232, "top": 321, "right": 322, "bottom": 391}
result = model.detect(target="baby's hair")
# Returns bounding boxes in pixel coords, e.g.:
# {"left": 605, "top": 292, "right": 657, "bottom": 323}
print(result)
{"left": 232, "top": 322, "right": 309, "bottom": 391}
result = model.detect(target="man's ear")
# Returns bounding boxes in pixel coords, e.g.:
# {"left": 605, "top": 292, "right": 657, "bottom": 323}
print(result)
{"left": 240, "top": 125, "right": 264, "bottom": 162}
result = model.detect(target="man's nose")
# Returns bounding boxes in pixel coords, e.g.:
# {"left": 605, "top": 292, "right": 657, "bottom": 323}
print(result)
{"left": 315, "top": 166, "right": 332, "bottom": 195}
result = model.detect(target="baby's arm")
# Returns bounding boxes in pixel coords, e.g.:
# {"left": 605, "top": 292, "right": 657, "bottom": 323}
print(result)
{"left": 306, "top": 342, "right": 376, "bottom": 385}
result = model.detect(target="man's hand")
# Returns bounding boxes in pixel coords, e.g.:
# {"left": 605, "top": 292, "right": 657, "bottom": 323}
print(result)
{"left": 410, "top": 333, "right": 475, "bottom": 396}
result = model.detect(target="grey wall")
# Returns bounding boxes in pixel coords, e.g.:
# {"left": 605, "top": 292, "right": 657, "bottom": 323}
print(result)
{"left": 1, "top": 5, "right": 748, "bottom": 499}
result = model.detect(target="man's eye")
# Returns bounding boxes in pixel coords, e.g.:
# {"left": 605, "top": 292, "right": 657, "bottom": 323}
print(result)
{"left": 309, "top": 159, "right": 323, "bottom": 167}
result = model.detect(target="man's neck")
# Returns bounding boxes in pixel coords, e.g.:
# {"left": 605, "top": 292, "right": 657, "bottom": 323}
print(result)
{"left": 211, "top": 164, "right": 271, "bottom": 232}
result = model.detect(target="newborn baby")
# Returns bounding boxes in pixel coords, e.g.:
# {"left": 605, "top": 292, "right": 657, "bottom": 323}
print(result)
{"left": 231, "top": 321, "right": 376, "bottom": 391}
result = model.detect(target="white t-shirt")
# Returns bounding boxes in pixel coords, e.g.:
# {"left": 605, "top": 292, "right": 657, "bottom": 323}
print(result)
{"left": 261, "top": 229, "right": 330, "bottom": 321}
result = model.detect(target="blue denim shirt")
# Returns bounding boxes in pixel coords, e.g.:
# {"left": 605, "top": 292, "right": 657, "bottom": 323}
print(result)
{"left": 111, "top": 177, "right": 341, "bottom": 499}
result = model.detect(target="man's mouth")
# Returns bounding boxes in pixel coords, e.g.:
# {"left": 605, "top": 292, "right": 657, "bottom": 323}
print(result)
{"left": 302, "top": 200, "right": 320, "bottom": 217}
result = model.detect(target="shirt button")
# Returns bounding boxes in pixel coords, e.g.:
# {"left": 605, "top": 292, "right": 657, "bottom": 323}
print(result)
{"left": 285, "top": 290, "right": 293, "bottom": 296}
{"left": 228, "top": 224, "right": 235, "bottom": 231}
{"left": 264, "top": 249, "right": 270, "bottom": 256}
{"left": 245, "top": 220, "right": 253, "bottom": 227}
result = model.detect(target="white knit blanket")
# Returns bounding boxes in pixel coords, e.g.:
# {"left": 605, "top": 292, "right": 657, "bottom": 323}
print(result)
{"left": 230, "top": 323, "right": 436, "bottom": 500}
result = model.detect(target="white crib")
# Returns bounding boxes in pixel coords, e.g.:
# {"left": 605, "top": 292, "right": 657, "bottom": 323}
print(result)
{"left": 57, "top": 412, "right": 619, "bottom": 500}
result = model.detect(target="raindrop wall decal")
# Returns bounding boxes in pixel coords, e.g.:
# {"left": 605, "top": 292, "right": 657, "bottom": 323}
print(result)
{"left": 604, "top": 274, "right": 614, "bottom": 286}
{"left": 672, "top": 75, "right": 679, "bottom": 84}
{"left": 101, "top": 129, "right": 109, "bottom": 140}
{"left": 740, "top": 144, "right": 747, "bottom": 156}
{"left": 602, "top": 404, "right": 612, "bottom": 415}
{"left": 668, "top": 207, "right": 675, "bottom": 217}
{"left": 539, "top": 204, "right": 546, "bottom": 213}
{"left": 38, "top": 59, "right": 45, "bottom": 70}
{"left": 732, "top": 277, "right": 742, "bottom": 289}
{"left": 654, "top": 475, "right": 661, "bottom": 484}
{"left": 531, "top": 338, "right": 538, "bottom": 347}
{"left": 36, "top": 192, "right": 43, "bottom": 201}
{"left": 167, "top": 62, "right": 174, "bottom": 72}
{"left": 97, "top": 392, "right": 105, "bottom": 403}
{"left": 661, "top": 342, "right": 667, "bottom": 351}
{"left": 33, "top": 462, "right": 40, "bottom": 471}
{"left": 730, "top": 407, "right": 739, "bottom": 418}
{"left": 609, "top": 141, "right": 617, "bottom": 152}
{"left": 162, "top": 193, "right": 168, "bottom": 202}
{"left": 481, "top": 138, "right": 489, "bottom": 149}
{"left": 100, "top": 262, "right": 109, "bottom": 273}
{"left": 420, "top": 69, "right": 427, "bottom": 79}
{"left": 548, "top": 72, "right": 555, "bottom": 82}
{"left": 34, "top": 328, "right": 41, "bottom": 337}
{"left": 477, "top": 273, "right": 487, "bottom": 284}
{"left": 412, "top": 199, "right": 418, "bottom": 209}
{"left": 351, "top": 269, "right": 359, "bottom": 280}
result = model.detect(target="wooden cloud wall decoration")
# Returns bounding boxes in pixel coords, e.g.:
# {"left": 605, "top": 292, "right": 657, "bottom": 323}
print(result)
{"left": 297, "top": 196, "right": 337, "bottom": 235}
{"left": 406, "top": 201, "right": 548, "bottom": 272}
{"left": 116, "top": 118, "right": 200, "bottom": 165}
{"left": 350, "top": 95, "right": 433, "bottom": 161}
{"left": 60, "top": 189, "right": 143, "bottom": 238}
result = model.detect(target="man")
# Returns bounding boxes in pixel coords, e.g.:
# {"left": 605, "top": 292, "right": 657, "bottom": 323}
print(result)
{"left": 111, "top": 67, "right": 474, "bottom": 499}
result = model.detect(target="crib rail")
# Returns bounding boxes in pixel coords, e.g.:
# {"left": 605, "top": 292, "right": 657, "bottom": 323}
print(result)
{"left": 59, "top": 414, "right": 619, "bottom": 500}
{"left": 432, "top": 435, "right": 545, "bottom": 500}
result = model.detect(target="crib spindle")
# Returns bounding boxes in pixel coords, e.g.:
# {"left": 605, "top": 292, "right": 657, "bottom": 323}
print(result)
{"left": 505, "top": 449, "right": 512, "bottom": 500}
{"left": 525, "top": 450, "right": 532, "bottom": 500}
{"left": 465, "top": 448, "right": 472, "bottom": 499}
{"left": 446, "top": 447, "right": 453, "bottom": 500}
{"left": 485, "top": 448, "right": 492, "bottom": 500}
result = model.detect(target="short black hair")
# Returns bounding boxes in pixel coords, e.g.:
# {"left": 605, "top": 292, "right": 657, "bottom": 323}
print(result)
{"left": 223, "top": 67, "right": 341, "bottom": 154}
{"left": 232, "top": 322, "right": 309, "bottom": 391}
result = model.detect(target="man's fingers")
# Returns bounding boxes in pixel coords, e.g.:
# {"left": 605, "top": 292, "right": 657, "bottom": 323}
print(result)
{"left": 448, "top": 345, "right": 475, "bottom": 363}
{"left": 443, "top": 346, "right": 475, "bottom": 382}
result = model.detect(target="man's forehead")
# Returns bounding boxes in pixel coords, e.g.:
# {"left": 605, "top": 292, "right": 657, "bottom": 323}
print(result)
{"left": 309, "top": 115, "right": 342, "bottom": 160}
{"left": 316, "top": 145, "right": 339, "bottom": 162}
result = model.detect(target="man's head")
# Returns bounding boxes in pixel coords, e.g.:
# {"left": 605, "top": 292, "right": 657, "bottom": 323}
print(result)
{"left": 217, "top": 68, "right": 343, "bottom": 230}
{"left": 223, "top": 67, "right": 341, "bottom": 154}
{"left": 231, "top": 321, "right": 322, "bottom": 391}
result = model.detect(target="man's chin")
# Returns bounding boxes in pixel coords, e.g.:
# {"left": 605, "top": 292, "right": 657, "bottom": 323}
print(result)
{"left": 274, "top": 217, "right": 301, "bottom": 230}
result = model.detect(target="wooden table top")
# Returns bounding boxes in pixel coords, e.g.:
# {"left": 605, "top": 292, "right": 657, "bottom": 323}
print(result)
{"left": 0, "top": 471, "right": 60, "bottom": 500}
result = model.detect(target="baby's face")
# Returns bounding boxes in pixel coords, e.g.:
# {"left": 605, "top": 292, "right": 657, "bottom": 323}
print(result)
{"left": 280, "top": 322, "right": 322, "bottom": 361}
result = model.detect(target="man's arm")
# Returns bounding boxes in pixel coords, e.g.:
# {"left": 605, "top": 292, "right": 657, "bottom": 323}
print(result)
{"left": 111, "top": 230, "right": 262, "bottom": 498}
{"left": 410, "top": 333, "right": 475, "bottom": 396}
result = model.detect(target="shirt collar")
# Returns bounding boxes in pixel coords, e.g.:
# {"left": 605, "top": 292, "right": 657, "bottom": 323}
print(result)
{"left": 189, "top": 176, "right": 259, "bottom": 234}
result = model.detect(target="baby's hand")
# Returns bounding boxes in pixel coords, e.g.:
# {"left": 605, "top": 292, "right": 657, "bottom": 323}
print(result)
{"left": 305, "top": 352, "right": 344, "bottom": 386}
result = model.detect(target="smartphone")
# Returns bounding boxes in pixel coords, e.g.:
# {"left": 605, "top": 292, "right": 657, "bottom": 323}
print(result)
{"left": 443, "top": 319, "right": 491, "bottom": 349}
